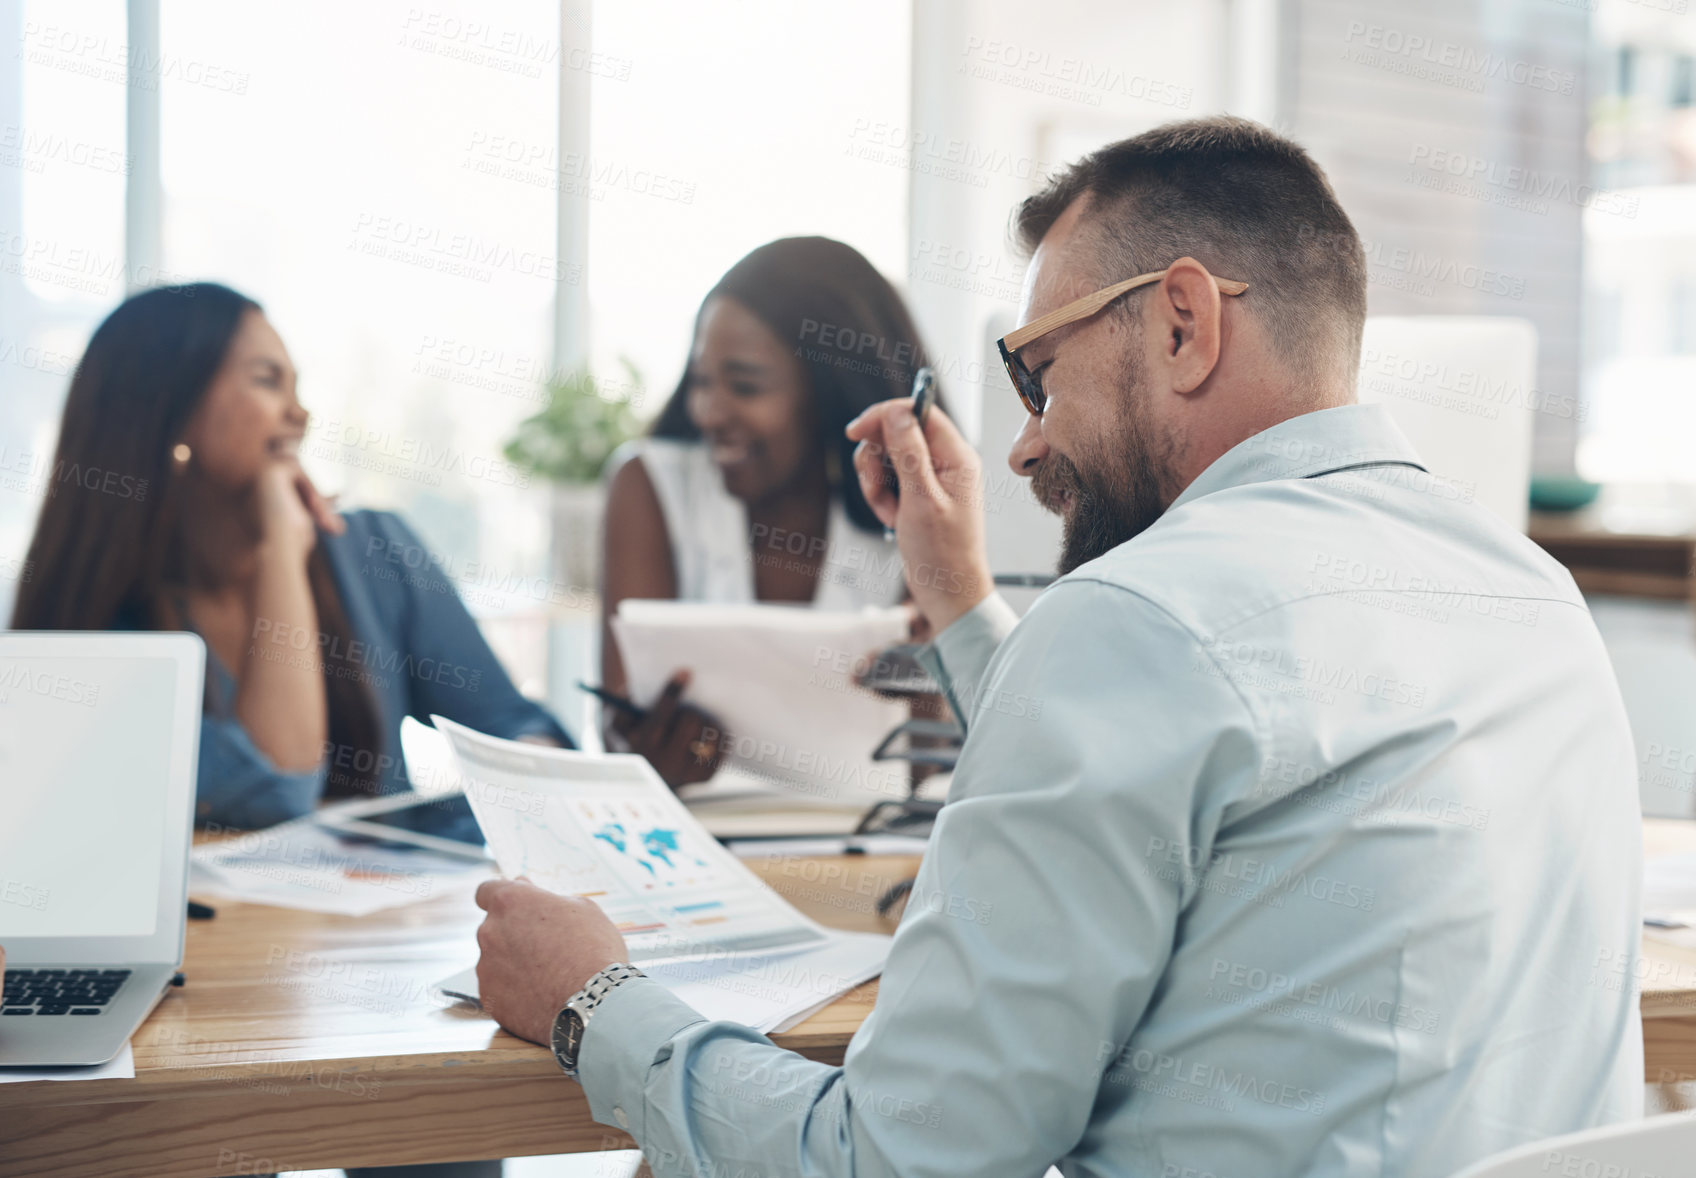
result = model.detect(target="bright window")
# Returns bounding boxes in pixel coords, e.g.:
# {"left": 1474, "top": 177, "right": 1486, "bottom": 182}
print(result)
{"left": 586, "top": 0, "right": 912, "bottom": 410}
{"left": 0, "top": 2, "right": 129, "bottom": 617}
{"left": 1578, "top": 5, "right": 1696, "bottom": 482}
{"left": 156, "top": 1, "right": 560, "bottom": 624}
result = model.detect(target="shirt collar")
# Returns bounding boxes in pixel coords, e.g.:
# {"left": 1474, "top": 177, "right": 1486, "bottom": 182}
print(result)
{"left": 1167, "top": 403, "right": 1428, "bottom": 514}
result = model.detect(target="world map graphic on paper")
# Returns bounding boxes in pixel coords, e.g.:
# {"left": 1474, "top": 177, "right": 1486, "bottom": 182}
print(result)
{"left": 592, "top": 821, "right": 708, "bottom": 879}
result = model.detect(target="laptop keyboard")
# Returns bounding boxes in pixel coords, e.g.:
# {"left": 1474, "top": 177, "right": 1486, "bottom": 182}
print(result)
{"left": 1, "top": 969, "right": 130, "bottom": 1016}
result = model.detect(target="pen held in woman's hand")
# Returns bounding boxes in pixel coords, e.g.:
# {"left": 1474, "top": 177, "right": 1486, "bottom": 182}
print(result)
{"left": 587, "top": 671, "right": 727, "bottom": 789}
{"left": 576, "top": 681, "right": 647, "bottom": 722}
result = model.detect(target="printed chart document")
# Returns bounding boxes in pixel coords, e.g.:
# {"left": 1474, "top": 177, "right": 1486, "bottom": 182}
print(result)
{"left": 610, "top": 600, "right": 911, "bottom": 809}
{"left": 436, "top": 717, "right": 831, "bottom": 961}
{"left": 432, "top": 718, "right": 891, "bottom": 1031}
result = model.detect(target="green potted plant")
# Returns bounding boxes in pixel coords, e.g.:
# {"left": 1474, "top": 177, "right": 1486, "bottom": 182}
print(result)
{"left": 504, "top": 359, "right": 644, "bottom": 600}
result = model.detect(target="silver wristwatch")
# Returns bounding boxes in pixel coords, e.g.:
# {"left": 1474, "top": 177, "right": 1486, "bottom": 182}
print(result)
{"left": 551, "top": 963, "right": 645, "bottom": 1079}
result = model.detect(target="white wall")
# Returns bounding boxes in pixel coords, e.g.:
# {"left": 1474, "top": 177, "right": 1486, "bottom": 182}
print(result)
{"left": 1281, "top": 0, "right": 1591, "bottom": 476}
{"left": 903, "top": 0, "right": 1234, "bottom": 578}
{"left": 903, "top": 0, "right": 1231, "bottom": 453}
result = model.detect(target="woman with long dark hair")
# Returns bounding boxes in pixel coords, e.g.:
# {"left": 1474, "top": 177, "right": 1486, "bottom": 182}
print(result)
{"left": 13, "top": 282, "right": 571, "bottom": 837}
{"left": 600, "top": 236, "right": 940, "bottom": 785}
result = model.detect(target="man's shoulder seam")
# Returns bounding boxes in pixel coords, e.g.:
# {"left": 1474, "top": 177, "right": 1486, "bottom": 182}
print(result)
{"left": 1204, "top": 586, "right": 1590, "bottom": 640}
{"left": 1047, "top": 576, "right": 1267, "bottom": 742}
{"left": 1054, "top": 562, "right": 1587, "bottom": 642}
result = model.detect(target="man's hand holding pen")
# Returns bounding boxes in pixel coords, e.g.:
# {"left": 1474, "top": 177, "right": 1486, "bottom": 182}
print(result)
{"left": 846, "top": 400, "right": 995, "bottom": 636}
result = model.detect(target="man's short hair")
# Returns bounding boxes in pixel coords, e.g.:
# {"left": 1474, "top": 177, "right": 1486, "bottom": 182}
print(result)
{"left": 1015, "top": 116, "right": 1367, "bottom": 393}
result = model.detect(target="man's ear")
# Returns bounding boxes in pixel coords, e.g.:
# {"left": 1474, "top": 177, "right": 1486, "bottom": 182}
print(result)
{"left": 1151, "top": 257, "right": 1224, "bottom": 396}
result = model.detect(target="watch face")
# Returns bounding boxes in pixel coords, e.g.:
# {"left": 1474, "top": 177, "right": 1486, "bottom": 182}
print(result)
{"left": 552, "top": 1006, "right": 585, "bottom": 1073}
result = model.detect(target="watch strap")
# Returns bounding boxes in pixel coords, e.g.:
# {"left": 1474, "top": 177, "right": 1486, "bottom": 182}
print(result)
{"left": 553, "top": 963, "right": 645, "bottom": 1078}
{"left": 576, "top": 962, "right": 645, "bottom": 1016}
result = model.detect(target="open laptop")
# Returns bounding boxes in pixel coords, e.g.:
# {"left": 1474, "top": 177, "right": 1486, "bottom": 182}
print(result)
{"left": 0, "top": 631, "right": 204, "bottom": 1066}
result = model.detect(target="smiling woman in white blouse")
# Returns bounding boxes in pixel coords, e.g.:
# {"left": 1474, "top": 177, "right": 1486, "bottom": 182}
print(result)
{"left": 599, "top": 236, "right": 941, "bottom": 786}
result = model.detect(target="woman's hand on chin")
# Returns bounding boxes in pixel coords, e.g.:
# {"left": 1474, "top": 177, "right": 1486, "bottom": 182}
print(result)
{"left": 254, "top": 460, "right": 342, "bottom": 562}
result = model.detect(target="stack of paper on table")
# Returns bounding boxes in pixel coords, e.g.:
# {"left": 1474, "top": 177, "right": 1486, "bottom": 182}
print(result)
{"left": 1644, "top": 851, "right": 1696, "bottom": 951}
{"left": 190, "top": 807, "right": 485, "bottom": 916}
{"left": 683, "top": 766, "right": 952, "bottom": 840}
{"left": 611, "top": 600, "right": 913, "bottom": 811}
{"left": 680, "top": 768, "right": 873, "bottom": 839}
{"left": 435, "top": 930, "right": 888, "bottom": 1036}
{"left": 0, "top": 1044, "right": 134, "bottom": 1083}
{"left": 726, "top": 833, "right": 931, "bottom": 859}
{"left": 432, "top": 718, "right": 891, "bottom": 1033}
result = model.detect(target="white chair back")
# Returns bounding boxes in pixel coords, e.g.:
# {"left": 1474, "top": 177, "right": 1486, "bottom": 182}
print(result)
{"left": 1450, "top": 1110, "right": 1696, "bottom": 1177}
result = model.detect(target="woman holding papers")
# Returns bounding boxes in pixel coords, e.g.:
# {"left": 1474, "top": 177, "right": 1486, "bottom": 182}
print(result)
{"left": 599, "top": 237, "right": 940, "bottom": 786}
{"left": 13, "top": 283, "right": 572, "bottom": 849}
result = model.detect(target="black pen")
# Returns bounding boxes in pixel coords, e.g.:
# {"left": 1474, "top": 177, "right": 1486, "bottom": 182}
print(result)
{"left": 883, "top": 366, "right": 937, "bottom": 499}
{"left": 577, "top": 681, "right": 647, "bottom": 721}
{"left": 911, "top": 365, "right": 936, "bottom": 429}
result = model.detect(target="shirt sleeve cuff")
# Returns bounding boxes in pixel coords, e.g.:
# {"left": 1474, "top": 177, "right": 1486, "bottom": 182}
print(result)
{"left": 918, "top": 593, "right": 1020, "bottom": 729}
{"left": 577, "top": 975, "right": 708, "bottom": 1135}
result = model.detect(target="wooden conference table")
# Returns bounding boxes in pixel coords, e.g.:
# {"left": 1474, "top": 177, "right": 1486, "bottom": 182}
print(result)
{"left": 3, "top": 828, "right": 1696, "bottom": 1177}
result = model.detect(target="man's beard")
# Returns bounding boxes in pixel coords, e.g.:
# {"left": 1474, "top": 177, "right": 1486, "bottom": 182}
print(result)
{"left": 1030, "top": 389, "right": 1176, "bottom": 576}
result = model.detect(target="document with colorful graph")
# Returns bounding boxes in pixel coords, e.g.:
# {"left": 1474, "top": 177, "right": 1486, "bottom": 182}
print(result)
{"left": 432, "top": 716, "right": 830, "bottom": 963}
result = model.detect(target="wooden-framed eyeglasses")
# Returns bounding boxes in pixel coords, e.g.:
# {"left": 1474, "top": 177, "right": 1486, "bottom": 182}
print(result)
{"left": 997, "top": 267, "right": 1249, "bottom": 416}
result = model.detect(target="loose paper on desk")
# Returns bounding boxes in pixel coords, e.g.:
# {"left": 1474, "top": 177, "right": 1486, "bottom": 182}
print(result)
{"left": 1644, "top": 851, "right": 1696, "bottom": 951}
{"left": 190, "top": 808, "right": 484, "bottom": 916}
{"left": 610, "top": 600, "right": 910, "bottom": 808}
{"left": 433, "top": 716, "right": 839, "bottom": 962}
{"left": 435, "top": 929, "right": 890, "bottom": 1036}
{"left": 0, "top": 1042, "right": 134, "bottom": 1083}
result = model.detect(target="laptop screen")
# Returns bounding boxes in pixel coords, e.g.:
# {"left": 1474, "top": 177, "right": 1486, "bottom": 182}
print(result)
{"left": 0, "top": 654, "right": 179, "bottom": 940}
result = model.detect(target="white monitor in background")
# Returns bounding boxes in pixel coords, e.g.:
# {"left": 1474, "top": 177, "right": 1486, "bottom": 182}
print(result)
{"left": 978, "top": 313, "right": 1541, "bottom": 597}
{"left": 1357, "top": 316, "right": 1538, "bottom": 532}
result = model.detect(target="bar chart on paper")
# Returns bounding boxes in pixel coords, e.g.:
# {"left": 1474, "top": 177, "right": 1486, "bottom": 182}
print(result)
{"left": 433, "top": 717, "right": 829, "bottom": 962}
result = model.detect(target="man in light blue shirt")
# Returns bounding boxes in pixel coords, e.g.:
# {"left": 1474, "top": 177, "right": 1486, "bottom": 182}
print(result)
{"left": 472, "top": 117, "right": 1643, "bottom": 1177}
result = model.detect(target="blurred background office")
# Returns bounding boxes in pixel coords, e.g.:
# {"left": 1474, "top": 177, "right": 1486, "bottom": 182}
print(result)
{"left": 3, "top": 0, "right": 1696, "bottom": 824}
